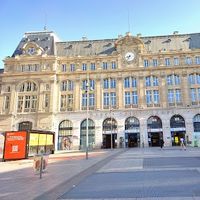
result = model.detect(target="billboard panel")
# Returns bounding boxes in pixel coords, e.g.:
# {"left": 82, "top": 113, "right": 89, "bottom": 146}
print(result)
{"left": 4, "top": 131, "right": 27, "bottom": 160}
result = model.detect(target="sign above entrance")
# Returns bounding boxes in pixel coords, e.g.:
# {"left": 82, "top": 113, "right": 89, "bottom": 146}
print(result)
{"left": 147, "top": 128, "right": 162, "bottom": 132}
{"left": 170, "top": 128, "right": 186, "bottom": 131}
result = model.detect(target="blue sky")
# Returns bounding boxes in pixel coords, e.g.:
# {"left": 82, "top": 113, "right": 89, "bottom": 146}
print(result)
{"left": 1, "top": 0, "right": 200, "bottom": 68}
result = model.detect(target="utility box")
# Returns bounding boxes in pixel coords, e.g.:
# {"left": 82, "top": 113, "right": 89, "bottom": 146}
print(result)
{"left": 3, "top": 130, "right": 54, "bottom": 161}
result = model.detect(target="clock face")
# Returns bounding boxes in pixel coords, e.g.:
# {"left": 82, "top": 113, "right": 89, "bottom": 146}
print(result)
{"left": 124, "top": 52, "right": 135, "bottom": 62}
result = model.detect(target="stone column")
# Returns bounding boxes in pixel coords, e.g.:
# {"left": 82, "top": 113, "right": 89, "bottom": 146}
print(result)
{"left": 49, "top": 76, "right": 58, "bottom": 113}
{"left": 96, "top": 77, "right": 101, "bottom": 110}
{"left": 138, "top": 75, "right": 145, "bottom": 108}
{"left": 9, "top": 84, "right": 17, "bottom": 114}
{"left": 117, "top": 76, "right": 123, "bottom": 109}
{"left": 160, "top": 74, "right": 167, "bottom": 108}
{"left": 74, "top": 77, "right": 81, "bottom": 111}
{"left": 139, "top": 115, "right": 148, "bottom": 147}
{"left": 181, "top": 72, "right": 190, "bottom": 106}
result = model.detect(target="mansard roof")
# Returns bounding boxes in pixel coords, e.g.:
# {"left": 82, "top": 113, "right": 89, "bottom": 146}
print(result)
{"left": 12, "top": 31, "right": 60, "bottom": 57}
{"left": 11, "top": 31, "right": 200, "bottom": 58}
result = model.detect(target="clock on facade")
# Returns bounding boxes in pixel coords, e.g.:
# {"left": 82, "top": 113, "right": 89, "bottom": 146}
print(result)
{"left": 124, "top": 52, "right": 135, "bottom": 62}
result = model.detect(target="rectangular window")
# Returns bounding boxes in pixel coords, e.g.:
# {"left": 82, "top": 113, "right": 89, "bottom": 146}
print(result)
{"left": 125, "top": 92, "right": 131, "bottom": 105}
{"left": 44, "top": 94, "right": 49, "bottom": 108}
{"left": 195, "top": 56, "right": 200, "bottom": 65}
{"left": 103, "top": 62, "right": 108, "bottom": 70}
{"left": 144, "top": 59, "right": 149, "bottom": 67}
{"left": 110, "top": 79, "right": 116, "bottom": 88}
{"left": 191, "top": 88, "right": 197, "bottom": 102}
{"left": 62, "top": 64, "right": 67, "bottom": 72}
{"left": 124, "top": 78, "right": 130, "bottom": 88}
{"left": 82, "top": 63, "right": 87, "bottom": 71}
{"left": 185, "top": 57, "right": 192, "bottom": 65}
{"left": 31, "top": 96, "right": 37, "bottom": 111}
{"left": 132, "top": 91, "right": 138, "bottom": 105}
{"left": 146, "top": 90, "right": 152, "bottom": 104}
{"left": 165, "top": 58, "right": 170, "bottom": 66}
{"left": 174, "top": 57, "right": 179, "bottom": 66}
{"left": 89, "top": 93, "right": 95, "bottom": 106}
{"left": 25, "top": 96, "right": 31, "bottom": 110}
{"left": 82, "top": 93, "right": 87, "bottom": 107}
{"left": 103, "top": 79, "right": 109, "bottom": 89}
{"left": 132, "top": 78, "right": 137, "bottom": 88}
{"left": 145, "top": 77, "right": 151, "bottom": 87}
{"left": 111, "top": 61, "right": 116, "bottom": 69}
{"left": 17, "top": 96, "right": 23, "bottom": 112}
{"left": 4, "top": 96, "right": 10, "bottom": 110}
{"left": 103, "top": 92, "right": 109, "bottom": 106}
{"left": 110, "top": 92, "right": 116, "bottom": 106}
{"left": 68, "top": 94, "right": 73, "bottom": 108}
{"left": 153, "top": 77, "right": 158, "bottom": 86}
{"left": 153, "top": 90, "right": 159, "bottom": 103}
{"left": 198, "top": 88, "right": 200, "bottom": 100}
{"left": 70, "top": 64, "right": 75, "bottom": 72}
{"left": 189, "top": 74, "right": 195, "bottom": 85}
{"left": 153, "top": 59, "right": 158, "bottom": 67}
{"left": 168, "top": 89, "right": 174, "bottom": 103}
{"left": 60, "top": 95, "right": 66, "bottom": 109}
{"left": 175, "top": 89, "right": 181, "bottom": 103}
{"left": 90, "top": 63, "right": 96, "bottom": 70}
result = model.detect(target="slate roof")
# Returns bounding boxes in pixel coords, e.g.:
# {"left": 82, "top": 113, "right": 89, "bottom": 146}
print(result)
{"left": 12, "top": 31, "right": 200, "bottom": 58}
{"left": 12, "top": 31, "right": 59, "bottom": 57}
{"left": 56, "top": 39, "right": 117, "bottom": 57}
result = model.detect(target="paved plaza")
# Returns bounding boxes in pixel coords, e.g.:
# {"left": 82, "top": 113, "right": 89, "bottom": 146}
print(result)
{"left": 1, "top": 147, "right": 200, "bottom": 199}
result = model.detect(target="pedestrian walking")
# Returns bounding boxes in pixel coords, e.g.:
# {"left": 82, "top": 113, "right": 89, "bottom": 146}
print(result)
{"left": 180, "top": 137, "right": 186, "bottom": 150}
{"left": 160, "top": 138, "right": 164, "bottom": 149}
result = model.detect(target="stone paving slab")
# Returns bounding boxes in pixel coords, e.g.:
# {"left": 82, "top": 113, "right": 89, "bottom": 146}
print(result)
{"left": 59, "top": 170, "right": 200, "bottom": 199}
{"left": 0, "top": 149, "right": 123, "bottom": 200}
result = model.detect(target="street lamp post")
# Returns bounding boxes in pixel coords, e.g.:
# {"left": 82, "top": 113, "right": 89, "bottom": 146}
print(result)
{"left": 85, "top": 77, "right": 89, "bottom": 160}
{"left": 110, "top": 109, "right": 113, "bottom": 149}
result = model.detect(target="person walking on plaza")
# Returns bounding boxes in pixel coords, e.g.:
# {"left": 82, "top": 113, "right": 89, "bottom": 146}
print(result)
{"left": 180, "top": 137, "right": 186, "bottom": 150}
{"left": 160, "top": 138, "right": 164, "bottom": 149}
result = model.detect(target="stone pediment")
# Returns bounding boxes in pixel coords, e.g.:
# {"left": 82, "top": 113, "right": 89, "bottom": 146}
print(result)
{"left": 115, "top": 33, "right": 145, "bottom": 53}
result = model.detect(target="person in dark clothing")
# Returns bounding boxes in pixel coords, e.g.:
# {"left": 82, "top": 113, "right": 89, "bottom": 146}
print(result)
{"left": 160, "top": 138, "right": 164, "bottom": 149}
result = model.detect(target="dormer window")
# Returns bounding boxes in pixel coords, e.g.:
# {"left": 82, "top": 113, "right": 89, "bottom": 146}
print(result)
{"left": 27, "top": 47, "right": 36, "bottom": 55}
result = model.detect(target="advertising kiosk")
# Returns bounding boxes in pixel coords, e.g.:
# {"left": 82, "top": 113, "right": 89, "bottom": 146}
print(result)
{"left": 3, "top": 130, "right": 54, "bottom": 161}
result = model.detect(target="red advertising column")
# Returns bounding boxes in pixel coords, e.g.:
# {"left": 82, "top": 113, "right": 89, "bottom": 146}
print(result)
{"left": 3, "top": 131, "right": 27, "bottom": 160}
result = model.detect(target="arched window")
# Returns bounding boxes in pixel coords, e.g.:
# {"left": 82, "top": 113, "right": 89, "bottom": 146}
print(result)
{"left": 193, "top": 114, "right": 200, "bottom": 132}
{"left": 125, "top": 117, "right": 140, "bottom": 130}
{"left": 19, "top": 81, "right": 37, "bottom": 92}
{"left": 170, "top": 115, "right": 185, "bottom": 128}
{"left": 80, "top": 119, "right": 95, "bottom": 149}
{"left": 103, "top": 118, "right": 117, "bottom": 131}
{"left": 58, "top": 120, "right": 73, "bottom": 150}
{"left": 124, "top": 77, "right": 137, "bottom": 88}
{"left": 18, "top": 121, "right": 32, "bottom": 131}
{"left": 147, "top": 116, "right": 162, "bottom": 129}
{"left": 145, "top": 76, "right": 159, "bottom": 87}
{"left": 167, "top": 74, "right": 180, "bottom": 85}
{"left": 189, "top": 73, "right": 200, "bottom": 85}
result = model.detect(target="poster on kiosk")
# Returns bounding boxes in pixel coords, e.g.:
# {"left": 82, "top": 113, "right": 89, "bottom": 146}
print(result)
{"left": 3, "top": 131, "right": 27, "bottom": 161}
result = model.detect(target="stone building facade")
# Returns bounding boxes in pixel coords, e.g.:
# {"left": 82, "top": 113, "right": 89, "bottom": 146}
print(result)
{"left": 0, "top": 30, "right": 200, "bottom": 151}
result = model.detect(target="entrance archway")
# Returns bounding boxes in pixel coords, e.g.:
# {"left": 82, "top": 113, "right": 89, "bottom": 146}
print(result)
{"left": 58, "top": 120, "right": 73, "bottom": 150}
{"left": 102, "top": 118, "right": 117, "bottom": 148}
{"left": 80, "top": 119, "right": 95, "bottom": 150}
{"left": 147, "top": 116, "right": 163, "bottom": 147}
{"left": 125, "top": 117, "right": 140, "bottom": 147}
{"left": 170, "top": 115, "right": 186, "bottom": 146}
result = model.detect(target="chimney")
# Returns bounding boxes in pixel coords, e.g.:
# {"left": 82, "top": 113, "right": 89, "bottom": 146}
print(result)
{"left": 82, "top": 36, "right": 88, "bottom": 41}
